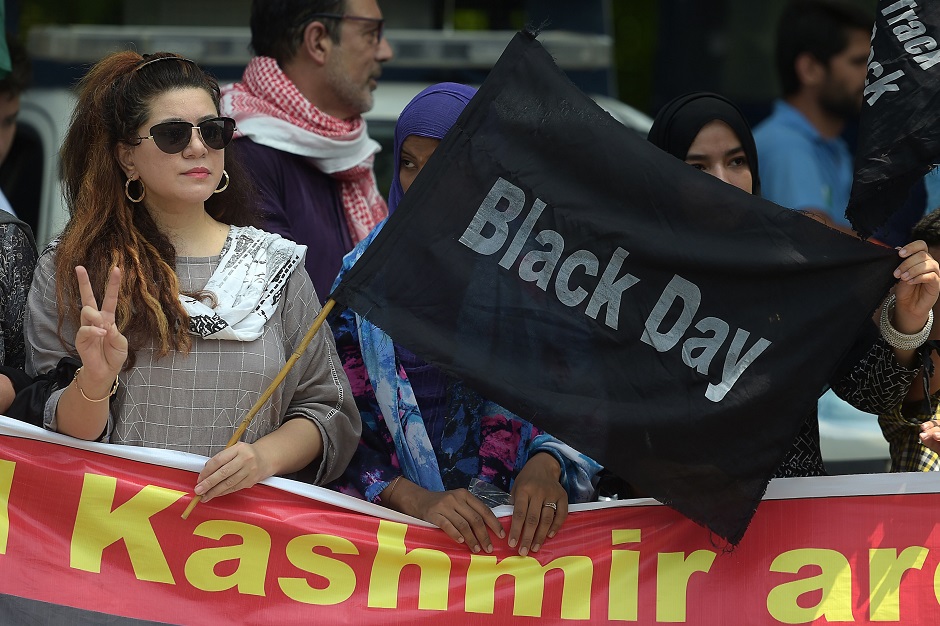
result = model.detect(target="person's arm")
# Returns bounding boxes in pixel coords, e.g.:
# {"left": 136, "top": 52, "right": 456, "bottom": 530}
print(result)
{"left": 384, "top": 439, "right": 597, "bottom": 557}
{"left": 25, "top": 252, "right": 122, "bottom": 438}
{"left": 191, "top": 267, "right": 360, "bottom": 500}
{"left": 272, "top": 267, "right": 363, "bottom": 483}
{"left": 890, "top": 240, "right": 940, "bottom": 404}
{"left": 382, "top": 476, "right": 505, "bottom": 554}
{"left": 831, "top": 329, "right": 921, "bottom": 414}
{"left": 503, "top": 424, "right": 603, "bottom": 555}
{"left": 281, "top": 271, "right": 362, "bottom": 483}
{"left": 194, "top": 418, "right": 324, "bottom": 502}
{"left": 506, "top": 452, "right": 566, "bottom": 556}
{"left": 54, "top": 266, "right": 126, "bottom": 440}
{"left": 833, "top": 241, "right": 940, "bottom": 411}
{"left": 889, "top": 241, "right": 939, "bottom": 363}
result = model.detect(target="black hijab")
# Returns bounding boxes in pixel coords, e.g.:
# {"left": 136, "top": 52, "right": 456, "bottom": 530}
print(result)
{"left": 647, "top": 92, "right": 761, "bottom": 196}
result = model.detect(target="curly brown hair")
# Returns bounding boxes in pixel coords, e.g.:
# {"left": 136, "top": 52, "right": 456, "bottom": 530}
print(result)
{"left": 57, "top": 51, "right": 260, "bottom": 368}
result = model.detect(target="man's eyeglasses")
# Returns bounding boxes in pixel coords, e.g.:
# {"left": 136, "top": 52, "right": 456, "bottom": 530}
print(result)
{"left": 309, "top": 13, "right": 385, "bottom": 45}
{"left": 136, "top": 117, "right": 236, "bottom": 154}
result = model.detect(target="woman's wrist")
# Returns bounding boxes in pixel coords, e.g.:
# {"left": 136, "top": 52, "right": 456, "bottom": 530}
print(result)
{"left": 892, "top": 308, "right": 930, "bottom": 335}
{"left": 530, "top": 452, "right": 563, "bottom": 481}
{"left": 890, "top": 293, "right": 930, "bottom": 335}
{"left": 380, "top": 475, "right": 403, "bottom": 505}
{"left": 881, "top": 294, "right": 933, "bottom": 351}
{"left": 73, "top": 367, "right": 119, "bottom": 402}
{"left": 385, "top": 478, "right": 427, "bottom": 518}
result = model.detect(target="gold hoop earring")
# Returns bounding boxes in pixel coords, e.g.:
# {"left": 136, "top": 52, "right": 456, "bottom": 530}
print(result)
{"left": 124, "top": 177, "right": 145, "bottom": 203}
{"left": 214, "top": 170, "right": 230, "bottom": 194}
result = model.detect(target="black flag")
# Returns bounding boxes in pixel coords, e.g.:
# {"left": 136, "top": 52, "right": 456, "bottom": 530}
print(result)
{"left": 847, "top": 0, "right": 940, "bottom": 238}
{"left": 332, "top": 32, "right": 898, "bottom": 544}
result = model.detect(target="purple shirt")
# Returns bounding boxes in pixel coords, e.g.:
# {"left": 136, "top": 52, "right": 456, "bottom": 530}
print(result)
{"left": 233, "top": 138, "right": 353, "bottom": 301}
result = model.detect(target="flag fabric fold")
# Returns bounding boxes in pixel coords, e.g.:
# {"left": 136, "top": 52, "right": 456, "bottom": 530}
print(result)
{"left": 331, "top": 31, "right": 899, "bottom": 544}
{"left": 847, "top": 0, "right": 940, "bottom": 238}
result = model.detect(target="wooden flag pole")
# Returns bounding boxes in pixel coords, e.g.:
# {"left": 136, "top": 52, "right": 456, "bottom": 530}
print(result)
{"left": 181, "top": 298, "right": 337, "bottom": 519}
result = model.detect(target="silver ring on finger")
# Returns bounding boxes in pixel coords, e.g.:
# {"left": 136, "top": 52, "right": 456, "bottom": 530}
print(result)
{"left": 543, "top": 501, "right": 557, "bottom": 511}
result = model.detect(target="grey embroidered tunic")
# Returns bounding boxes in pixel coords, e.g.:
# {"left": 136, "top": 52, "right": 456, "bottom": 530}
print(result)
{"left": 25, "top": 239, "right": 361, "bottom": 485}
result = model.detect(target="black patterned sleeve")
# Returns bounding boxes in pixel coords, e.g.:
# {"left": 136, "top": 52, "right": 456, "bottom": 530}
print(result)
{"left": 830, "top": 326, "right": 921, "bottom": 415}
{"left": 0, "top": 223, "right": 38, "bottom": 370}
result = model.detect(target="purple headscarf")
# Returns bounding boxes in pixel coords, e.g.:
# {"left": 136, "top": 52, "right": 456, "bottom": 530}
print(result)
{"left": 388, "top": 82, "right": 477, "bottom": 213}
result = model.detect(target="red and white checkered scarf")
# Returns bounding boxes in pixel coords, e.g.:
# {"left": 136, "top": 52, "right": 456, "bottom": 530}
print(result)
{"left": 221, "top": 56, "right": 387, "bottom": 243}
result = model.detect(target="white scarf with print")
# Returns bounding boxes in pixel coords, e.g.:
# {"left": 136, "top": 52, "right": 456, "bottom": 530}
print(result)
{"left": 180, "top": 226, "right": 305, "bottom": 341}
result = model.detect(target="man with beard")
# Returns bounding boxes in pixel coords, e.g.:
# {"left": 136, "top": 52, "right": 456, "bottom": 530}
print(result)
{"left": 222, "top": 0, "right": 393, "bottom": 300}
{"left": 753, "top": 0, "right": 872, "bottom": 234}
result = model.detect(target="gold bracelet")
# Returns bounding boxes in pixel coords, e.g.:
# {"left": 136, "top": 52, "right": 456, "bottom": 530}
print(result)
{"left": 381, "top": 476, "right": 403, "bottom": 504}
{"left": 73, "top": 366, "right": 119, "bottom": 403}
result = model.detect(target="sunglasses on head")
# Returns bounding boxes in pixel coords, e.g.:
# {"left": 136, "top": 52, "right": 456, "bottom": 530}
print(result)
{"left": 136, "top": 117, "right": 236, "bottom": 154}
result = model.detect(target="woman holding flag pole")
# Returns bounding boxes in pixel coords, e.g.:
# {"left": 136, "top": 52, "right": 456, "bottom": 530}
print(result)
{"left": 23, "top": 51, "right": 362, "bottom": 504}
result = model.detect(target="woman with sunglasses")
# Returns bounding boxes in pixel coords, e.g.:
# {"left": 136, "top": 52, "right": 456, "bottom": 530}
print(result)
{"left": 24, "top": 51, "right": 361, "bottom": 502}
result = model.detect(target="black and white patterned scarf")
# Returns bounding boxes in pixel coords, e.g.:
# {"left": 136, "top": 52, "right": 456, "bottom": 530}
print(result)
{"left": 181, "top": 226, "right": 305, "bottom": 341}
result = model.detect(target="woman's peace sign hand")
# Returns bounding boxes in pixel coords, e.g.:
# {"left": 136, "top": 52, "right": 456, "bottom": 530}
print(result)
{"left": 74, "top": 266, "right": 128, "bottom": 384}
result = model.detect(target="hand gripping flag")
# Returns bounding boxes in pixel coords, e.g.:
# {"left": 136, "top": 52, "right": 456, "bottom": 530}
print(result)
{"left": 847, "top": 0, "right": 940, "bottom": 238}
{"left": 331, "top": 32, "right": 900, "bottom": 544}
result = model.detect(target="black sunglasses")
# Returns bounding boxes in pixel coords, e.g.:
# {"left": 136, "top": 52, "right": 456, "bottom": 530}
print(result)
{"left": 136, "top": 117, "right": 236, "bottom": 154}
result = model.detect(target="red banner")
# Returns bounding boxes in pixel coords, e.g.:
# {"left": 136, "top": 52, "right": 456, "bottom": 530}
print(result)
{"left": 1, "top": 417, "right": 939, "bottom": 624}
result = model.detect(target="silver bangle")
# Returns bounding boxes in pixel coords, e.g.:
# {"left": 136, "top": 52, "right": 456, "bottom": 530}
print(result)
{"left": 879, "top": 293, "right": 933, "bottom": 351}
